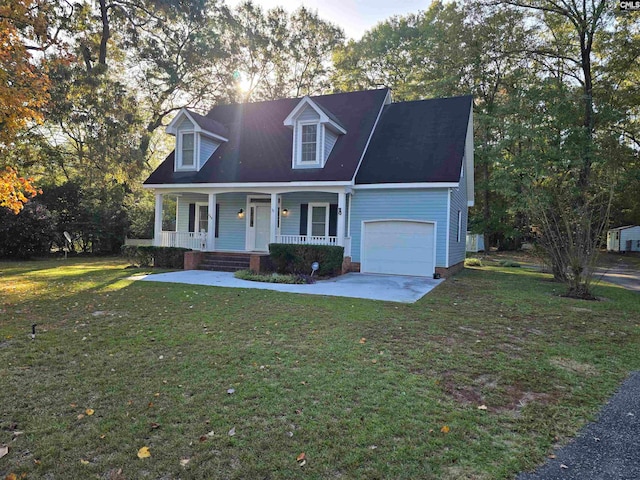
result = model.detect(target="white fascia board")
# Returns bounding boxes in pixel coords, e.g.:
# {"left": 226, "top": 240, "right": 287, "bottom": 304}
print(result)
{"left": 465, "top": 103, "right": 475, "bottom": 207}
{"left": 351, "top": 89, "right": 391, "bottom": 183}
{"left": 353, "top": 182, "right": 459, "bottom": 190}
{"left": 283, "top": 96, "right": 346, "bottom": 134}
{"left": 166, "top": 108, "right": 190, "bottom": 135}
{"left": 143, "top": 182, "right": 353, "bottom": 194}
{"left": 166, "top": 109, "right": 228, "bottom": 142}
{"left": 200, "top": 130, "right": 228, "bottom": 143}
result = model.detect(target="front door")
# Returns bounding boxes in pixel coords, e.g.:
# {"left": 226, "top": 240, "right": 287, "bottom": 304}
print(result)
{"left": 254, "top": 205, "right": 271, "bottom": 251}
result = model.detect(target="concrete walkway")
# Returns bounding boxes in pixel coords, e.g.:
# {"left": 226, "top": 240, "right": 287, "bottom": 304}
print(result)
{"left": 132, "top": 270, "right": 442, "bottom": 303}
{"left": 518, "top": 372, "right": 640, "bottom": 480}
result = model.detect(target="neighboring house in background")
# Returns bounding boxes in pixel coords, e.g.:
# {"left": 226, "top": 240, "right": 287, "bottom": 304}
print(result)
{"left": 607, "top": 226, "right": 640, "bottom": 253}
{"left": 143, "top": 88, "right": 474, "bottom": 277}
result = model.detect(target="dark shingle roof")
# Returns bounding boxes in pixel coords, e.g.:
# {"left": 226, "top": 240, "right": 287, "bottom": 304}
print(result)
{"left": 145, "top": 88, "right": 389, "bottom": 185}
{"left": 355, "top": 95, "right": 473, "bottom": 185}
{"left": 187, "top": 110, "right": 229, "bottom": 139}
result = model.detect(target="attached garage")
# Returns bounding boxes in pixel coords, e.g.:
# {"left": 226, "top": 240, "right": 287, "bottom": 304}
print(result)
{"left": 361, "top": 220, "right": 436, "bottom": 276}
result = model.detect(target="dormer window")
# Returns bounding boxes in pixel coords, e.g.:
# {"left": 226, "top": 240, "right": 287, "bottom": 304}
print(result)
{"left": 284, "top": 96, "right": 346, "bottom": 170}
{"left": 300, "top": 124, "right": 318, "bottom": 163}
{"left": 167, "top": 108, "right": 229, "bottom": 173}
{"left": 179, "top": 132, "right": 196, "bottom": 169}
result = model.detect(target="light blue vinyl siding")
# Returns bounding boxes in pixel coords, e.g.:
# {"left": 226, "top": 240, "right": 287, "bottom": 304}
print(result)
{"left": 349, "top": 188, "right": 449, "bottom": 266}
{"left": 279, "top": 192, "right": 338, "bottom": 236}
{"left": 448, "top": 166, "right": 468, "bottom": 266}
{"left": 297, "top": 105, "right": 320, "bottom": 122}
{"left": 176, "top": 193, "right": 247, "bottom": 251}
{"left": 175, "top": 116, "right": 194, "bottom": 130}
{"left": 215, "top": 193, "right": 247, "bottom": 251}
{"left": 176, "top": 194, "right": 206, "bottom": 232}
{"left": 324, "top": 129, "right": 338, "bottom": 162}
{"left": 199, "top": 137, "right": 219, "bottom": 169}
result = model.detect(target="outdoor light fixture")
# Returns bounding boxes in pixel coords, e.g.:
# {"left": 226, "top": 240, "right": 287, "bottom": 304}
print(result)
{"left": 282, "top": 208, "right": 289, "bottom": 216}
{"left": 338, "top": 207, "right": 342, "bottom": 215}
{"left": 238, "top": 208, "right": 245, "bottom": 218}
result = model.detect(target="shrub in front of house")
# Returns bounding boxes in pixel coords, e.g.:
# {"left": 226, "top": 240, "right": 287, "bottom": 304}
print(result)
{"left": 121, "top": 245, "right": 190, "bottom": 269}
{"left": 464, "top": 257, "right": 482, "bottom": 267}
{"left": 269, "top": 244, "right": 344, "bottom": 276}
{"left": 234, "top": 270, "right": 315, "bottom": 284}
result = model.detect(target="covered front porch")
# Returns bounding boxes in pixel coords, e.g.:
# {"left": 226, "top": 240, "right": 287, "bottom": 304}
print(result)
{"left": 152, "top": 187, "right": 351, "bottom": 257}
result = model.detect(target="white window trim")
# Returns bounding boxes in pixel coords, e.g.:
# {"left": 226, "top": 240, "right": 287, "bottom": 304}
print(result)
{"left": 196, "top": 202, "right": 208, "bottom": 233}
{"left": 457, "top": 210, "right": 462, "bottom": 242}
{"left": 294, "top": 121, "right": 323, "bottom": 168}
{"left": 307, "top": 202, "right": 330, "bottom": 237}
{"left": 176, "top": 130, "right": 199, "bottom": 171}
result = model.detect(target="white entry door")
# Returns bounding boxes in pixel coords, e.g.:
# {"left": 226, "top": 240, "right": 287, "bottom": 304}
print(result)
{"left": 254, "top": 205, "right": 271, "bottom": 251}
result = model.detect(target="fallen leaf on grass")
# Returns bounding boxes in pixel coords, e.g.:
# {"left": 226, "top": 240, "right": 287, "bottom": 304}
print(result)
{"left": 5, "top": 473, "right": 17, "bottom": 480}
{"left": 137, "top": 446, "right": 151, "bottom": 459}
{"left": 77, "top": 414, "right": 85, "bottom": 420}
{"left": 440, "top": 425, "right": 450, "bottom": 433}
{"left": 548, "top": 454, "right": 556, "bottom": 459}
{"left": 180, "top": 458, "right": 190, "bottom": 467}
{"left": 227, "top": 388, "right": 235, "bottom": 394}
{"left": 296, "top": 452, "right": 306, "bottom": 466}
{"left": 477, "top": 405, "right": 488, "bottom": 410}
{"left": 560, "top": 464, "right": 568, "bottom": 469}
{"left": 228, "top": 427, "right": 236, "bottom": 437}
{"left": 150, "top": 423, "right": 160, "bottom": 430}
{"left": 359, "top": 338, "right": 366, "bottom": 344}
{"left": 0, "top": 445, "right": 8, "bottom": 458}
{"left": 85, "top": 409, "right": 94, "bottom": 416}
{"left": 80, "top": 459, "right": 90, "bottom": 465}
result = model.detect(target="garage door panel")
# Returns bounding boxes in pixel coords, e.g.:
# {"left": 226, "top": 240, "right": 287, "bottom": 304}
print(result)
{"left": 362, "top": 221, "right": 434, "bottom": 277}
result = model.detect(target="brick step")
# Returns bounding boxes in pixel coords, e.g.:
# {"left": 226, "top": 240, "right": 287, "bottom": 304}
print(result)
{"left": 199, "top": 260, "right": 250, "bottom": 269}
{"left": 198, "top": 253, "right": 251, "bottom": 272}
{"left": 199, "top": 264, "right": 247, "bottom": 272}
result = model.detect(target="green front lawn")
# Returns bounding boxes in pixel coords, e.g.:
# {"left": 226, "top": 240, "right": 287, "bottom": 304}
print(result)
{"left": 1, "top": 258, "right": 639, "bottom": 479}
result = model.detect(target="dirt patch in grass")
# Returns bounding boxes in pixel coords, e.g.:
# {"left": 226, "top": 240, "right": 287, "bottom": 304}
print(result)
{"left": 549, "top": 357, "right": 599, "bottom": 376}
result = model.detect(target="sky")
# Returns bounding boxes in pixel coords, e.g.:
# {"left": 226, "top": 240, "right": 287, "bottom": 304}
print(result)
{"left": 224, "top": 0, "right": 434, "bottom": 40}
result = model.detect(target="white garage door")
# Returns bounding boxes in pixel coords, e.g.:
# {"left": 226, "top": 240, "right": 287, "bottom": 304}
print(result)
{"left": 362, "top": 221, "right": 435, "bottom": 276}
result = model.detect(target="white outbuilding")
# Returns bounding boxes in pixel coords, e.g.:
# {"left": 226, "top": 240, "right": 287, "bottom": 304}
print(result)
{"left": 607, "top": 225, "right": 640, "bottom": 252}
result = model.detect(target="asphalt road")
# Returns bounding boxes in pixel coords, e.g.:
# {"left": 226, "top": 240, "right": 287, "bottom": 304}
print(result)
{"left": 517, "top": 372, "right": 640, "bottom": 480}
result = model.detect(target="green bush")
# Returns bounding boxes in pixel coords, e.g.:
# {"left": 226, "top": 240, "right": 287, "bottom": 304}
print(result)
{"left": 234, "top": 270, "right": 313, "bottom": 284}
{"left": 120, "top": 245, "right": 190, "bottom": 268}
{"left": 465, "top": 257, "right": 482, "bottom": 267}
{"left": 0, "top": 202, "right": 56, "bottom": 259}
{"left": 269, "top": 244, "right": 344, "bottom": 276}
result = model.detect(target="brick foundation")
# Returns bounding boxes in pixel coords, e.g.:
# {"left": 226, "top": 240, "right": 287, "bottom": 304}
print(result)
{"left": 249, "top": 253, "right": 272, "bottom": 273}
{"left": 184, "top": 251, "right": 205, "bottom": 270}
{"left": 435, "top": 261, "right": 465, "bottom": 278}
{"left": 344, "top": 259, "right": 464, "bottom": 278}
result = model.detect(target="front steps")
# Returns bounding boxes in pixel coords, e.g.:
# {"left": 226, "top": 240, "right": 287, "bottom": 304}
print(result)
{"left": 198, "top": 252, "right": 251, "bottom": 272}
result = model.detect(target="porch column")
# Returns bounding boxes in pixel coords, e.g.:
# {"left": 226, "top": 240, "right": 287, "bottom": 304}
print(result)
{"left": 270, "top": 193, "right": 278, "bottom": 246}
{"left": 153, "top": 192, "right": 163, "bottom": 246}
{"left": 337, "top": 191, "right": 346, "bottom": 247}
{"left": 207, "top": 193, "right": 216, "bottom": 251}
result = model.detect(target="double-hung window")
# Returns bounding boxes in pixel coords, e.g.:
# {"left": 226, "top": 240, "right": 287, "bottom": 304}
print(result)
{"left": 300, "top": 124, "right": 318, "bottom": 163}
{"left": 178, "top": 132, "right": 196, "bottom": 169}
{"left": 308, "top": 203, "right": 329, "bottom": 237}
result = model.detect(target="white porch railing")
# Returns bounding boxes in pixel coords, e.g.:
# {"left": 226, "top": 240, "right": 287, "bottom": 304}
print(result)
{"left": 160, "top": 231, "right": 207, "bottom": 251}
{"left": 275, "top": 235, "right": 338, "bottom": 246}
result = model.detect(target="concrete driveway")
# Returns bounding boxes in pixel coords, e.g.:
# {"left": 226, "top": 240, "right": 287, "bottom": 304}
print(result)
{"left": 132, "top": 270, "right": 442, "bottom": 303}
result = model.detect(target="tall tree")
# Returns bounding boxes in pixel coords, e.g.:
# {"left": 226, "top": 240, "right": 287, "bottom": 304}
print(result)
{"left": 0, "top": 0, "right": 52, "bottom": 211}
{"left": 227, "top": 1, "right": 344, "bottom": 102}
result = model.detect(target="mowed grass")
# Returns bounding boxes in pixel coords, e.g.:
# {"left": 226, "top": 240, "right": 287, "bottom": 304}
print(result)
{"left": 1, "top": 258, "right": 639, "bottom": 479}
